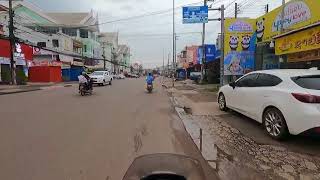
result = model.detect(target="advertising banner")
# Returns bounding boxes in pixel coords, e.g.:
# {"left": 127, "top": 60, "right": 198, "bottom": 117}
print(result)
{"left": 275, "top": 24, "right": 320, "bottom": 55}
{"left": 197, "top": 46, "right": 203, "bottom": 64}
{"left": 205, "top": 44, "right": 216, "bottom": 62}
{"left": 183, "top": 6, "right": 208, "bottom": 24}
{"left": 256, "top": 0, "right": 320, "bottom": 43}
{"left": 224, "top": 18, "right": 256, "bottom": 75}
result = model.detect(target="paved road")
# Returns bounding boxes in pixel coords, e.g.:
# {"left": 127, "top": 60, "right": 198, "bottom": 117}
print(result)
{"left": 0, "top": 78, "right": 218, "bottom": 180}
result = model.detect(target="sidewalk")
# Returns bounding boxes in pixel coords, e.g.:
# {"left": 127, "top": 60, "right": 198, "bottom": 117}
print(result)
{"left": 162, "top": 78, "right": 221, "bottom": 116}
{"left": 165, "top": 77, "right": 320, "bottom": 180}
{"left": 0, "top": 82, "right": 75, "bottom": 95}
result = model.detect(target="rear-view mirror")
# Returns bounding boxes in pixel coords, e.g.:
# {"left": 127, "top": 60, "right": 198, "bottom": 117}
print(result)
{"left": 229, "top": 82, "right": 236, "bottom": 89}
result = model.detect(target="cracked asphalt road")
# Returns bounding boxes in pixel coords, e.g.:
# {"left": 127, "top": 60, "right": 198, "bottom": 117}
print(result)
{"left": 0, "top": 78, "right": 218, "bottom": 180}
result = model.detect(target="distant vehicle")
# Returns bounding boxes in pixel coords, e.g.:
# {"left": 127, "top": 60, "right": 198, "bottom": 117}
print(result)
{"left": 190, "top": 72, "right": 201, "bottom": 82}
{"left": 119, "top": 74, "right": 126, "bottom": 79}
{"left": 90, "top": 71, "right": 112, "bottom": 86}
{"left": 218, "top": 69, "right": 320, "bottom": 140}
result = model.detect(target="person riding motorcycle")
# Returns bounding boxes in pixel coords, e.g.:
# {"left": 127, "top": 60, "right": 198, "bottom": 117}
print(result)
{"left": 79, "top": 72, "right": 92, "bottom": 91}
{"left": 146, "top": 73, "right": 154, "bottom": 88}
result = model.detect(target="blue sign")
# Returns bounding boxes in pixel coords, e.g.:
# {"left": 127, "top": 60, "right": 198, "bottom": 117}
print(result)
{"left": 183, "top": 6, "right": 208, "bottom": 24}
{"left": 197, "top": 47, "right": 203, "bottom": 64}
{"left": 205, "top": 44, "right": 216, "bottom": 62}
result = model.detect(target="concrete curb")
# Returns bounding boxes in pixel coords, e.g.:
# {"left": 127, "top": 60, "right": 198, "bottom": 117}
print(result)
{"left": 0, "top": 88, "right": 41, "bottom": 96}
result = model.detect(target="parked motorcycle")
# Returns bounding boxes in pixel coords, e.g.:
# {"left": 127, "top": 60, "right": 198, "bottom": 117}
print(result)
{"left": 122, "top": 153, "right": 206, "bottom": 180}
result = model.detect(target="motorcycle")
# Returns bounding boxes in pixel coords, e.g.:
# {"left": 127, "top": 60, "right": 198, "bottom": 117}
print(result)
{"left": 79, "top": 82, "right": 92, "bottom": 96}
{"left": 146, "top": 84, "right": 153, "bottom": 93}
{"left": 122, "top": 153, "right": 206, "bottom": 180}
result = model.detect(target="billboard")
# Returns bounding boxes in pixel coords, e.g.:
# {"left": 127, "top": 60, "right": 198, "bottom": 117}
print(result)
{"left": 256, "top": 0, "right": 320, "bottom": 43}
{"left": 205, "top": 44, "right": 216, "bottom": 62}
{"left": 183, "top": 6, "right": 208, "bottom": 24}
{"left": 275, "top": 24, "right": 320, "bottom": 55}
{"left": 224, "top": 18, "right": 256, "bottom": 75}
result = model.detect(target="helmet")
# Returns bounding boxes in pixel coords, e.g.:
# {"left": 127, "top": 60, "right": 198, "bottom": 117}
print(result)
{"left": 148, "top": 73, "right": 152, "bottom": 76}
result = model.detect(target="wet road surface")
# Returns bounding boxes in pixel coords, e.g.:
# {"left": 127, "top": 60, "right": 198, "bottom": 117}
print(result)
{"left": 0, "top": 78, "right": 218, "bottom": 180}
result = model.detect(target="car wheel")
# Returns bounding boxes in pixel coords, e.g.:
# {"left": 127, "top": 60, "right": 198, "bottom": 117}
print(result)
{"left": 218, "top": 93, "right": 228, "bottom": 111}
{"left": 263, "top": 107, "right": 289, "bottom": 140}
{"left": 102, "top": 80, "right": 106, "bottom": 86}
{"left": 109, "top": 80, "right": 112, "bottom": 85}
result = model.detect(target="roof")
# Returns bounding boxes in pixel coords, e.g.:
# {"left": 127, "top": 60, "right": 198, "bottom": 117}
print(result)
{"left": 252, "top": 69, "right": 320, "bottom": 77}
{"left": 46, "top": 13, "right": 89, "bottom": 25}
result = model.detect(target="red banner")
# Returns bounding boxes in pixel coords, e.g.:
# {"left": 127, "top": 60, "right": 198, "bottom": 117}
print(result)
{"left": 0, "top": 39, "right": 33, "bottom": 61}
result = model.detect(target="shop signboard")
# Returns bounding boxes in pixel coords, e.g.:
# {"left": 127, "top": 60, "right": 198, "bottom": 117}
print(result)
{"left": 287, "top": 49, "right": 320, "bottom": 62}
{"left": 32, "top": 60, "right": 62, "bottom": 67}
{"left": 205, "top": 44, "right": 216, "bottom": 62}
{"left": 275, "top": 25, "right": 320, "bottom": 55}
{"left": 256, "top": 0, "right": 320, "bottom": 43}
{"left": 197, "top": 46, "right": 203, "bottom": 64}
{"left": 224, "top": 18, "right": 256, "bottom": 75}
{"left": 183, "top": 6, "right": 208, "bottom": 24}
{"left": 33, "top": 47, "right": 56, "bottom": 55}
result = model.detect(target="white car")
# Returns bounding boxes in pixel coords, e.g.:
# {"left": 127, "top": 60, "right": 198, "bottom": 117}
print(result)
{"left": 118, "top": 74, "right": 125, "bottom": 79}
{"left": 90, "top": 71, "right": 113, "bottom": 86}
{"left": 218, "top": 69, "right": 320, "bottom": 140}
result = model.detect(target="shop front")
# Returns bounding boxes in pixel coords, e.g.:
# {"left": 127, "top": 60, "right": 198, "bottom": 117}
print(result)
{"left": 255, "top": 0, "right": 320, "bottom": 70}
{"left": 29, "top": 61, "right": 62, "bottom": 82}
{"left": 275, "top": 22, "right": 320, "bottom": 69}
{"left": 0, "top": 39, "right": 33, "bottom": 84}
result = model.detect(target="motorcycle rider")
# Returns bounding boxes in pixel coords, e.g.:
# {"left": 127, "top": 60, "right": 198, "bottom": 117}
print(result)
{"left": 79, "top": 72, "right": 92, "bottom": 91}
{"left": 146, "top": 73, "right": 154, "bottom": 88}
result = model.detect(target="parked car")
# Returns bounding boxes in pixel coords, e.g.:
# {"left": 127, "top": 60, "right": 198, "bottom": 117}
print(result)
{"left": 218, "top": 69, "right": 320, "bottom": 140}
{"left": 190, "top": 72, "right": 201, "bottom": 83}
{"left": 90, "top": 71, "right": 113, "bottom": 86}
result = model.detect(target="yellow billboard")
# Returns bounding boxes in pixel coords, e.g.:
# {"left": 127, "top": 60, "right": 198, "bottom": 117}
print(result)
{"left": 224, "top": 18, "right": 256, "bottom": 75}
{"left": 275, "top": 24, "right": 320, "bottom": 55}
{"left": 256, "top": 0, "right": 320, "bottom": 43}
{"left": 224, "top": 18, "right": 256, "bottom": 53}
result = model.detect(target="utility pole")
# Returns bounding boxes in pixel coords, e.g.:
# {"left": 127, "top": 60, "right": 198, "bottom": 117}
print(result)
{"left": 235, "top": 3, "right": 238, "bottom": 18}
{"left": 201, "top": 0, "right": 207, "bottom": 82}
{"left": 172, "top": 0, "right": 175, "bottom": 76}
{"left": 9, "top": 0, "right": 16, "bottom": 85}
{"left": 167, "top": 53, "right": 170, "bottom": 75}
{"left": 220, "top": 4, "right": 225, "bottom": 87}
{"left": 162, "top": 49, "right": 165, "bottom": 75}
{"left": 280, "top": 0, "right": 286, "bottom": 32}
{"left": 102, "top": 43, "right": 106, "bottom": 71}
{"left": 265, "top": 4, "right": 269, "bottom": 14}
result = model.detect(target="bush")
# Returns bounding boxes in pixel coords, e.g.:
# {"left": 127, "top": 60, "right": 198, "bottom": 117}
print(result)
{"left": 16, "top": 69, "right": 27, "bottom": 85}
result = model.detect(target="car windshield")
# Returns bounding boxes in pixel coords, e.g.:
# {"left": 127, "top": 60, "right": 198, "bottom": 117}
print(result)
{"left": 292, "top": 75, "right": 320, "bottom": 90}
{"left": 91, "top": 72, "right": 104, "bottom": 76}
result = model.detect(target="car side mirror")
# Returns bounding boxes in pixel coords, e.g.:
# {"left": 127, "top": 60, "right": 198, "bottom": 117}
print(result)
{"left": 229, "top": 82, "right": 236, "bottom": 89}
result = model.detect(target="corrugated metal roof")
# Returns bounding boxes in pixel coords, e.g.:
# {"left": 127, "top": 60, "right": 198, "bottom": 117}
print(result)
{"left": 46, "top": 13, "right": 89, "bottom": 25}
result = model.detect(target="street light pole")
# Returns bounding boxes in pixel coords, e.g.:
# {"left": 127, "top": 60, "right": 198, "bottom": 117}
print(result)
{"left": 173, "top": 0, "right": 176, "bottom": 75}
{"left": 220, "top": 5, "right": 225, "bottom": 87}
{"left": 9, "top": 0, "right": 16, "bottom": 85}
{"left": 201, "top": 0, "right": 207, "bottom": 82}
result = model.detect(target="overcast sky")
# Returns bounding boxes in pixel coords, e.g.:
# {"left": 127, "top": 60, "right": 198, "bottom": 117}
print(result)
{"left": 28, "top": 0, "right": 283, "bottom": 68}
